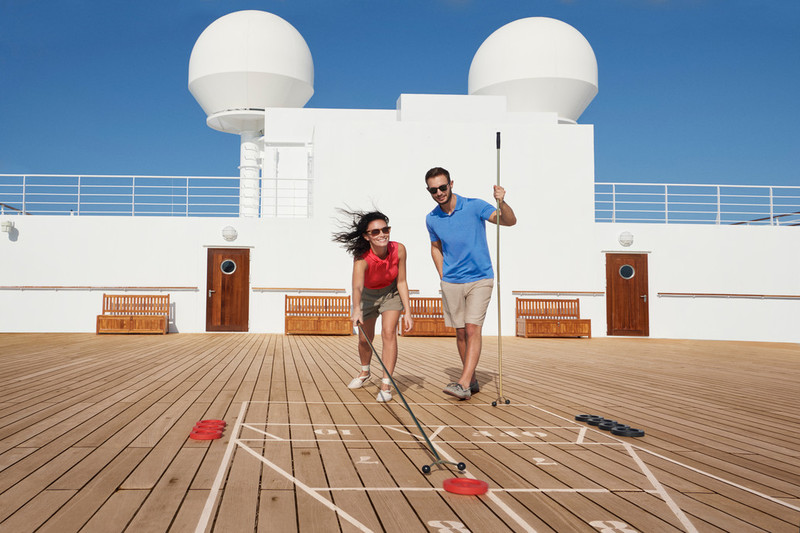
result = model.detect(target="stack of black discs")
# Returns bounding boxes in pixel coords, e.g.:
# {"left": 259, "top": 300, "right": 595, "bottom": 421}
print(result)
{"left": 574, "top": 414, "right": 645, "bottom": 437}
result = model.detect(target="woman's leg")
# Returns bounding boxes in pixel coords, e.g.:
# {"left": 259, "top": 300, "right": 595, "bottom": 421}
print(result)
{"left": 357, "top": 317, "right": 378, "bottom": 376}
{"left": 378, "top": 310, "right": 401, "bottom": 390}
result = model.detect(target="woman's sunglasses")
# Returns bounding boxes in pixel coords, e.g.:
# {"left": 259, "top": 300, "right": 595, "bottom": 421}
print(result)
{"left": 366, "top": 226, "right": 391, "bottom": 236}
{"left": 427, "top": 184, "right": 449, "bottom": 194}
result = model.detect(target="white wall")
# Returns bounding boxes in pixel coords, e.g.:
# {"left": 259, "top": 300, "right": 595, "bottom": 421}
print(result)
{"left": 2, "top": 94, "right": 798, "bottom": 341}
{"left": 594, "top": 223, "right": 800, "bottom": 342}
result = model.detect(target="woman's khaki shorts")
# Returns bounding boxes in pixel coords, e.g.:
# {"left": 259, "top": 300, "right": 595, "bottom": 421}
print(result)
{"left": 361, "top": 282, "right": 403, "bottom": 320}
{"left": 440, "top": 278, "right": 494, "bottom": 328}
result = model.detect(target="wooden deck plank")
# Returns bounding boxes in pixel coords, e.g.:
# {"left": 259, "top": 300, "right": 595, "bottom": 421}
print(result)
{"left": 78, "top": 490, "right": 149, "bottom": 533}
{"left": 0, "top": 333, "right": 798, "bottom": 532}
{"left": 36, "top": 448, "right": 149, "bottom": 533}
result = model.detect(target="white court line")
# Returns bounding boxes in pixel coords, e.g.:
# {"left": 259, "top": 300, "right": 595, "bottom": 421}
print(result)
{"left": 528, "top": 404, "right": 800, "bottom": 514}
{"left": 576, "top": 426, "right": 587, "bottom": 444}
{"left": 195, "top": 401, "right": 249, "bottom": 533}
{"left": 238, "top": 438, "right": 621, "bottom": 446}
{"left": 625, "top": 443, "right": 699, "bottom": 533}
{"left": 236, "top": 441, "right": 373, "bottom": 532}
{"left": 427, "top": 437, "right": 538, "bottom": 533}
{"left": 241, "top": 422, "right": 579, "bottom": 429}
{"left": 240, "top": 423, "right": 285, "bottom": 440}
{"left": 310, "top": 487, "right": 621, "bottom": 494}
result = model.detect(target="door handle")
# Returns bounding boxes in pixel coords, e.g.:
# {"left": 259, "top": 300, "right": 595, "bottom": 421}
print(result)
{"left": 640, "top": 294, "right": 647, "bottom": 302}
{"left": 208, "top": 290, "right": 216, "bottom": 298}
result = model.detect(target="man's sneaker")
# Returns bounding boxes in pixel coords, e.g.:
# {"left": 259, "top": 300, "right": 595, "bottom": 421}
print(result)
{"left": 443, "top": 382, "right": 471, "bottom": 400}
{"left": 469, "top": 380, "right": 480, "bottom": 394}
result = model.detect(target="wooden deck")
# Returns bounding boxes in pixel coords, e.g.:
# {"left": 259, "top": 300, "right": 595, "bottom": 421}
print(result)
{"left": 1, "top": 333, "right": 799, "bottom": 532}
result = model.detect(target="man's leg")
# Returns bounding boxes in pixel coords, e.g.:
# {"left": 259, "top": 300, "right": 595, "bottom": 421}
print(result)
{"left": 455, "top": 327, "right": 477, "bottom": 387}
{"left": 457, "top": 323, "right": 482, "bottom": 388}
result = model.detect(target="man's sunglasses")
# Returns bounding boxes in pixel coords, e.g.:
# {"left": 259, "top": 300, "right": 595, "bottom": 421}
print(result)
{"left": 366, "top": 226, "right": 391, "bottom": 236}
{"left": 427, "top": 184, "right": 449, "bottom": 194}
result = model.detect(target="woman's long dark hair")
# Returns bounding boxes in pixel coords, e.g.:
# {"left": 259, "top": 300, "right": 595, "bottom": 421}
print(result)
{"left": 332, "top": 208, "right": 389, "bottom": 259}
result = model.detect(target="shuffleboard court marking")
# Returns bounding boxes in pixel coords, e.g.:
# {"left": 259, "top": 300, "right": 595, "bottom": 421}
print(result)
{"left": 528, "top": 404, "right": 800, "bottom": 514}
{"left": 235, "top": 440, "right": 373, "bottom": 532}
{"left": 625, "top": 442, "right": 698, "bottom": 533}
{"left": 203, "top": 400, "right": 799, "bottom": 533}
{"left": 195, "top": 401, "right": 249, "bottom": 533}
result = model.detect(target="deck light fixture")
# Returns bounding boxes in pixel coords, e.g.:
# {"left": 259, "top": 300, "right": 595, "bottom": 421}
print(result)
{"left": 618, "top": 231, "right": 633, "bottom": 247}
{"left": 222, "top": 226, "right": 238, "bottom": 241}
{"left": 1, "top": 220, "right": 14, "bottom": 233}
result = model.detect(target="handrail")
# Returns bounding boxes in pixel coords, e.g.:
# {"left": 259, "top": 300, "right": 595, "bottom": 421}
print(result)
{"left": 596, "top": 182, "right": 800, "bottom": 226}
{"left": 0, "top": 202, "right": 30, "bottom": 215}
{"left": 512, "top": 290, "right": 605, "bottom": 296}
{"left": 0, "top": 286, "right": 198, "bottom": 291}
{"left": 658, "top": 292, "right": 800, "bottom": 300}
{"left": 252, "top": 287, "right": 347, "bottom": 293}
{"left": 0, "top": 173, "right": 313, "bottom": 218}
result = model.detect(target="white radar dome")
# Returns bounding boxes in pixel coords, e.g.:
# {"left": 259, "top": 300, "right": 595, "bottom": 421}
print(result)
{"left": 188, "top": 10, "right": 314, "bottom": 133}
{"left": 468, "top": 17, "right": 598, "bottom": 124}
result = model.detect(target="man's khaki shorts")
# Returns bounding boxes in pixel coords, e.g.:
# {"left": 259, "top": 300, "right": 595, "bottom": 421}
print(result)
{"left": 440, "top": 278, "right": 494, "bottom": 328}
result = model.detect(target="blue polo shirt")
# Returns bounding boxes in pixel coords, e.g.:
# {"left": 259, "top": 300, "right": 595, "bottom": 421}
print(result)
{"left": 426, "top": 194, "right": 496, "bottom": 283}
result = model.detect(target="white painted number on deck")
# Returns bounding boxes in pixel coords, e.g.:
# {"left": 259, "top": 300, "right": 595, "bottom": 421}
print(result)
{"left": 589, "top": 520, "right": 638, "bottom": 533}
{"left": 533, "top": 457, "right": 557, "bottom": 466}
{"left": 427, "top": 520, "right": 471, "bottom": 532}
{"left": 314, "top": 428, "right": 352, "bottom": 436}
{"left": 356, "top": 456, "right": 378, "bottom": 464}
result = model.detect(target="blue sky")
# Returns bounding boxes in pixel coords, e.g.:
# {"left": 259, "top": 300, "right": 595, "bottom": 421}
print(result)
{"left": 1, "top": 0, "right": 798, "bottom": 185}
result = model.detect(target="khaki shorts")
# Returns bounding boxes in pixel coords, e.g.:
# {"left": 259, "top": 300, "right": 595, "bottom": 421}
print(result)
{"left": 440, "top": 278, "right": 494, "bottom": 328}
{"left": 361, "top": 282, "right": 403, "bottom": 320}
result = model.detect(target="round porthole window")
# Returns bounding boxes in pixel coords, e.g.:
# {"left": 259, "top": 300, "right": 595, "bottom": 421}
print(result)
{"left": 220, "top": 260, "right": 237, "bottom": 275}
{"left": 619, "top": 265, "right": 635, "bottom": 279}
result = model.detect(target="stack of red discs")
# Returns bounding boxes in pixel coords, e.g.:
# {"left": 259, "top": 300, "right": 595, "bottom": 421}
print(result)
{"left": 190, "top": 419, "right": 227, "bottom": 440}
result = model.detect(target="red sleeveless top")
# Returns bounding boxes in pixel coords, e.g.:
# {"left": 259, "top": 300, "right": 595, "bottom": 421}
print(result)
{"left": 362, "top": 241, "right": 399, "bottom": 290}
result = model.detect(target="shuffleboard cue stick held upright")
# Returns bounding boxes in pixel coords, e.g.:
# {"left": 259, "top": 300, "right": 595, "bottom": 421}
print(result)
{"left": 493, "top": 132, "right": 511, "bottom": 407}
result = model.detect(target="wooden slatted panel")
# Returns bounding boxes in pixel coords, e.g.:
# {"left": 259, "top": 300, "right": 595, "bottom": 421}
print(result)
{"left": 408, "top": 297, "right": 443, "bottom": 319}
{"left": 102, "top": 294, "right": 170, "bottom": 316}
{"left": 285, "top": 295, "right": 350, "bottom": 317}
{"left": 516, "top": 297, "right": 581, "bottom": 319}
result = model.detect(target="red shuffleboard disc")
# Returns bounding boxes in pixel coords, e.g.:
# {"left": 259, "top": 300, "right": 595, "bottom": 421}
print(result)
{"left": 189, "top": 429, "right": 223, "bottom": 440}
{"left": 443, "top": 478, "right": 489, "bottom": 495}
{"left": 195, "top": 420, "right": 226, "bottom": 428}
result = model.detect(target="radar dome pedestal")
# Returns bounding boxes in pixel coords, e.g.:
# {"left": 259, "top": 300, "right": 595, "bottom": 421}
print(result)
{"left": 468, "top": 17, "right": 597, "bottom": 124}
{"left": 188, "top": 10, "right": 314, "bottom": 216}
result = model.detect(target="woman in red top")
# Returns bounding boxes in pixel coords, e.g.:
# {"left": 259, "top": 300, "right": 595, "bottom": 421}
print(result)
{"left": 333, "top": 210, "right": 413, "bottom": 402}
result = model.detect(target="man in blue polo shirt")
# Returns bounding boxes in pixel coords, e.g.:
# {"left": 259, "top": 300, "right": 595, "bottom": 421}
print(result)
{"left": 425, "top": 166, "right": 517, "bottom": 400}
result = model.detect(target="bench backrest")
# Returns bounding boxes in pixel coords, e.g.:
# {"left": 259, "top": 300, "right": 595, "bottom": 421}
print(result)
{"left": 285, "top": 295, "right": 351, "bottom": 317}
{"left": 405, "top": 297, "right": 444, "bottom": 318}
{"left": 102, "top": 294, "right": 170, "bottom": 316}
{"left": 516, "top": 298, "right": 581, "bottom": 319}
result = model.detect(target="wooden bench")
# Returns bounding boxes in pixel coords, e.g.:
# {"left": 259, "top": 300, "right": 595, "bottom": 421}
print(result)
{"left": 399, "top": 297, "right": 456, "bottom": 337}
{"left": 96, "top": 294, "right": 169, "bottom": 334}
{"left": 285, "top": 295, "right": 353, "bottom": 335}
{"left": 515, "top": 298, "right": 591, "bottom": 338}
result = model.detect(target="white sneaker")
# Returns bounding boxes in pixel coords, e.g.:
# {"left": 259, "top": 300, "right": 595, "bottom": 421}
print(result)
{"left": 347, "top": 373, "right": 370, "bottom": 389}
{"left": 376, "top": 389, "right": 392, "bottom": 402}
{"left": 376, "top": 377, "right": 392, "bottom": 402}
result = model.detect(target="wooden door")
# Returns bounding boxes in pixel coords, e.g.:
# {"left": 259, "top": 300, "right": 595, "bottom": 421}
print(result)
{"left": 606, "top": 253, "right": 649, "bottom": 336}
{"left": 206, "top": 248, "right": 250, "bottom": 332}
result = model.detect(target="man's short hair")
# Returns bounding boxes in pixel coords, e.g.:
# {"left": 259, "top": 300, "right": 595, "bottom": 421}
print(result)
{"left": 425, "top": 167, "right": 450, "bottom": 184}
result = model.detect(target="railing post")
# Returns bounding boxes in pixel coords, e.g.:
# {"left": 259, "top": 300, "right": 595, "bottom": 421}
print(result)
{"left": 664, "top": 184, "right": 669, "bottom": 223}
{"left": 77, "top": 175, "right": 81, "bottom": 215}
{"left": 22, "top": 175, "right": 27, "bottom": 215}
{"left": 611, "top": 183, "right": 616, "bottom": 223}
{"left": 716, "top": 186, "right": 721, "bottom": 224}
{"left": 132, "top": 176, "right": 136, "bottom": 216}
{"left": 769, "top": 186, "right": 774, "bottom": 225}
